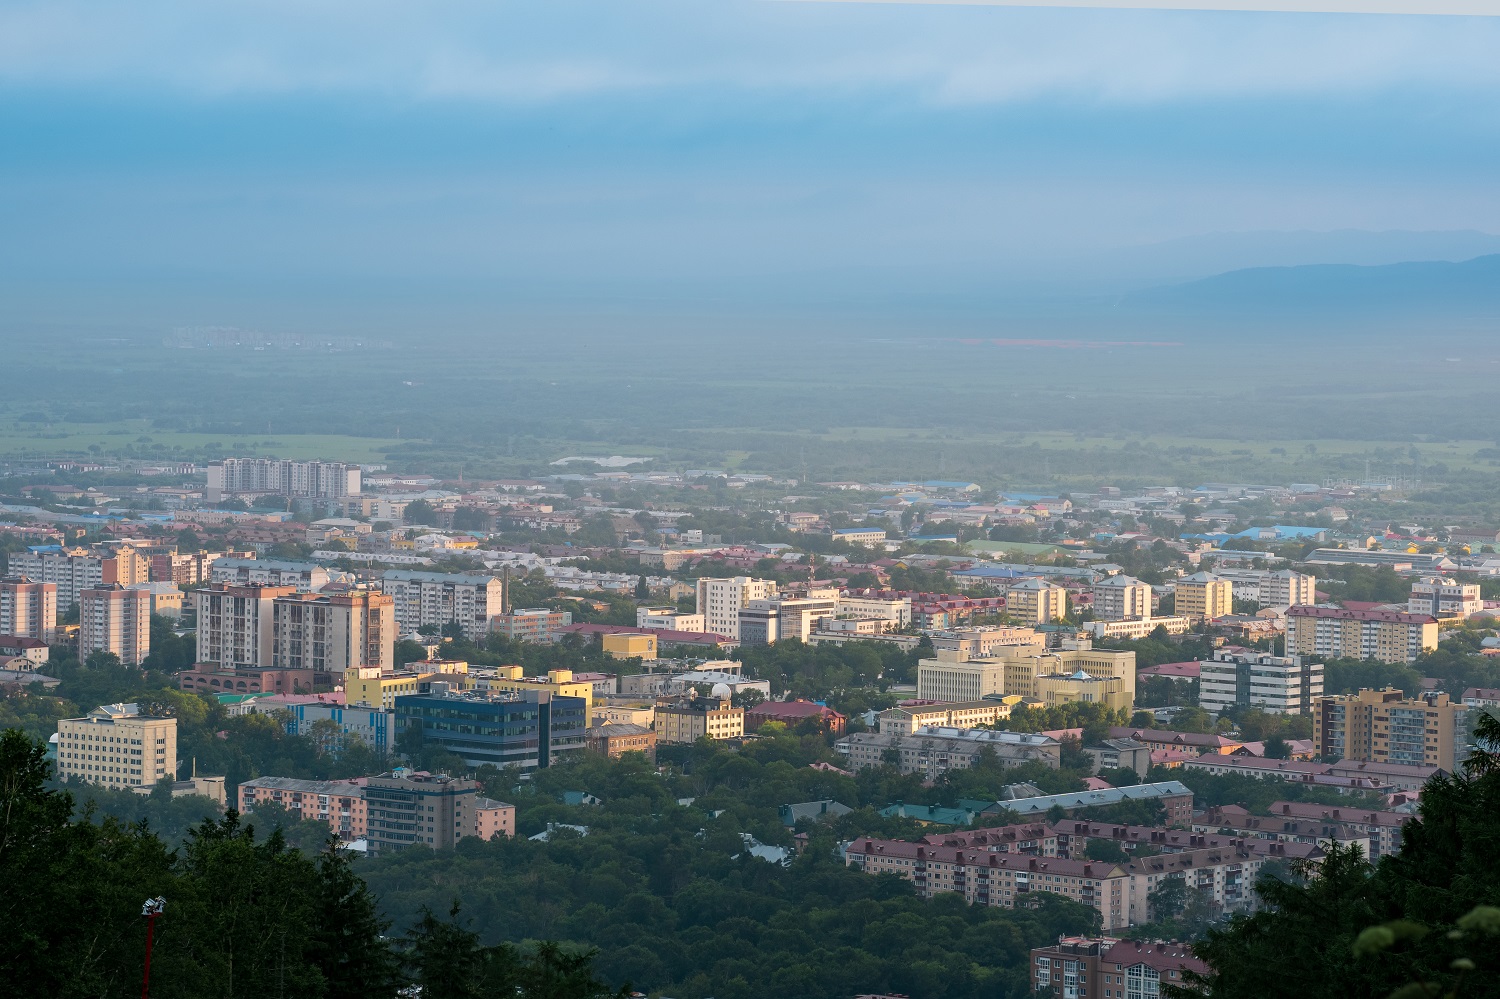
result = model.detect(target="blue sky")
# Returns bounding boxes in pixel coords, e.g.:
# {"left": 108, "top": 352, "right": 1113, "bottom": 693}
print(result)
{"left": 2, "top": 0, "right": 1498, "bottom": 323}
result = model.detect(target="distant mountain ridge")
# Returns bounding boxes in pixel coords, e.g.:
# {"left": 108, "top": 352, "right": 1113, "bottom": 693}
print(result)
{"left": 1135, "top": 253, "right": 1500, "bottom": 313}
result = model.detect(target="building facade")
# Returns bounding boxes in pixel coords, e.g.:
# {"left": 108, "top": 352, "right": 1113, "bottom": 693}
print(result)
{"left": 79, "top": 584, "right": 152, "bottom": 665}
{"left": 1197, "top": 650, "right": 1324, "bottom": 716}
{"left": 270, "top": 590, "right": 395, "bottom": 676}
{"left": 380, "top": 570, "right": 506, "bottom": 642}
{"left": 393, "top": 687, "right": 588, "bottom": 769}
{"left": 695, "top": 576, "right": 778, "bottom": 640}
{"left": 239, "top": 776, "right": 370, "bottom": 840}
{"left": 1313, "top": 687, "right": 1469, "bottom": 772}
{"left": 839, "top": 727, "right": 1063, "bottom": 776}
{"left": 196, "top": 584, "right": 297, "bottom": 669}
{"left": 585, "top": 723, "right": 658, "bottom": 760}
{"left": 917, "top": 646, "right": 1136, "bottom": 707}
{"left": 491, "top": 607, "right": 574, "bottom": 642}
{"left": 10, "top": 542, "right": 150, "bottom": 610}
{"left": 1407, "top": 576, "right": 1482, "bottom": 620}
{"left": 55, "top": 702, "right": 177, "bottom": 789}
{"left": 209, "top": 557, "right": 331, "bottom": 591}
{"left": 1005, "top": 578, "right": 1069, "bottom": 624}
{"left": 1092, "top": 576, "right": 1152, "bottom": 622}
{"left": 0, "top": 576, "right": 58, "bottom": 642}
{"left": 1285, "top": 606, "right": 1437, "bottom": 664}
{"left": 1174, "top": 573, "right": 1232, "bottom": 622}
{"left": 364, "top": 770, "right": 476, "bottom": 856}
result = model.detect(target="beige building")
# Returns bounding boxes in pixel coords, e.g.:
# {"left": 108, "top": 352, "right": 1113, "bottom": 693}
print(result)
{"left": 0, "top": 576, "right": 58, "bottom": 642}
{"left": 878, "top": 697, "right": 1021, "bottom": 733}
{"left": 79, "top": 584, "right": 152, "bottom": 665}
{"left": 591, "top": 702, "right": 655, "bottom": 728}
{"left": 1175, "top": 572, "right": 1233, "bottom": 622}
{"left": 55, "top": 702, "right": 177, "bottom": 789}
{"left": 1086, "top": 616, "right": 1190, "bottom": 640}
{"left": 739, "top": 595, "right": 840, "bottom": 644}
{"left": 270, "top": 590, "right": 395, "bottom": 676}
{"left": 1033, "top": 671, "right": 1134, "bottom": 712}
{"left": 1286, "top": 606, "right": 1437, "bottom": 664}
{"left": 1408, "top": 576, "right": 1482, "bottom": 620}
{"left": 1004, "top": 578, "right": 1068, "bottom": 624}
{"left": 695, "top": 576, "right": 778, "bottom": 639}
{"left": 1092, "top": 575, "right": 1152, "bottom": 622}
{"left": 196, "top": 584, "right": 297, "bottom": 669}
{"left": 927, "top": 626, "right": 1045, "bottom": 657}
{"left": 474, "top": 666, "right": 595, "bottom": 709}
{"left": 345, "top": 660, "right": 471, "bottom": 709}
{"left": 656, "top": 697, "right": 745, "bottom": 743}
{"left": 602, "top": 632, "right": 658, "bottom": 660}
{"left": 1314, "top": 687, "right": 1469, "bottom": 772}
{"left": 917, "top": 645, "right": 1136, "bottom": 708}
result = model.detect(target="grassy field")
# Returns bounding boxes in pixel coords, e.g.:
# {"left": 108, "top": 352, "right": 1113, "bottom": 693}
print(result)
{"left": 0, "top": 420, "right": 406, "bottom": 464}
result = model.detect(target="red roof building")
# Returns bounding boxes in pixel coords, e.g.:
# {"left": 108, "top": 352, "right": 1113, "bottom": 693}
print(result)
{"left": 746, "top": 699, "right": 847, "bottom": 734}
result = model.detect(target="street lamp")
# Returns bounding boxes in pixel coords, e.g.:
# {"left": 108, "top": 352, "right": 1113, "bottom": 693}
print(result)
{"left": 140, "top": 897, "right": 166, "bottom": 999}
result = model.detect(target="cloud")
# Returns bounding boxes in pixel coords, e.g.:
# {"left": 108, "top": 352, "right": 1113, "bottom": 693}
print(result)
{"left": 0, "top": 0, "right": 1498, "bottom": 107}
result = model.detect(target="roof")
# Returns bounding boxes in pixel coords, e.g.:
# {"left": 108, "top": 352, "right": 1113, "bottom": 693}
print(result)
{"left": 1327, "top": 759, "right": 1445, "bottom": 779}
{"left": 1101, "top": 939, "right": 1209, "bottom": 976}
{"left": 560, "top": 623, "right": 731, "bottom": 644}
{"left": 1107, "top": 726, "right": 1240, "bottom": 750}
{"left": 0, "top": 635, "right": 48, "bottom": 649}
{"left": 241, "top": 776, "right": 369, "bottom": 795}
{"left": 748, "top": 700, "right": 845, "bottom": 720}
{"left": 998, "top": 781, "right": 1193, "bottom": 816}
{"left": 1136, "top": 661, "right": 1201, "bottom": 679}
{"left": 381, "top": 569, "right": 500, "bottom": 585}
{"left": 586, "top": 723, "right": 653, "bottom": 738}
{"left": 473, "top": 796, "right": 514, "bottom": 810}
{"left": 779, "top": 800, "right": 853, "bottom": 824}
{"left": 1286, "top": 605, "right": 1436, "bottom": 624}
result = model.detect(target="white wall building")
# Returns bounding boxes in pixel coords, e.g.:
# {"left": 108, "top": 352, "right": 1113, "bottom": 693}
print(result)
{"left": 695, "top": 577, "right": 778, "bottom": 640}
{"left": 1092, "top": 575, "right": 1152, "bottom": 621}
{"left": 1408, "top": 576, "right": 1482, "bottom": 619}
{"left": 380, "top": 569, "right": 506, "bottom": 642}
{"left": 1198, "top": 650, "right": 1324, "bottom": 716}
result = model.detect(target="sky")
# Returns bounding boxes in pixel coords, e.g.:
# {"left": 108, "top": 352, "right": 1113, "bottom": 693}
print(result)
{"left": 2, "top": 0, "right": 1498, "bottom": 329}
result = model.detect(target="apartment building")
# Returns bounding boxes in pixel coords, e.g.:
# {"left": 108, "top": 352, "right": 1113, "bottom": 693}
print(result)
{"left": 209, "top": 557, "right": 331, "bottom": 591}
{"left": 839, "top": 727, "right": 1062, "bottom": 776}
{"left": 1198, "top": 649, "right": 1324, "bottom": 716}
{"left": 1313, "top": 687, "right": 1469, "bottom": 772}
{"left": 239, "top": 776, "right": 371, "bottom": 841}
{"left": 206, "top": 458, "right": 361, "bottom": 502}
{"left": 831, "top": 527, "right": 888, "bottom": 547}
{"left": 1174, "top": 573, "right": 1233, "bottom": 622}
{"left": 393, "top": 686, "right": 588, "bottom": 769}
{"left": 0, "top": 576, "right": 58, "bottom": 642}
{"left": 364, "top": 770, "right": 476, "bottom": 856}
{"left": 1092, "top": 575, "right": 1152, "bottom": 622}
{"left": 1196, "top": 801, "right": 1411, "bottom": 860}
{"left": 1031, "top": 938, "right": 1207, "bottom": 999}
{"left": 1407, "top": 576, "right": 1483, "bottom": 620}
{"left": 656, "top": 696, "right": 745, "bottom": 743}
{"left": 1285, "top": 605, "right": 1437, "bottom": 664}
{"left": 380, "top": 569, "right": 506, "bottom": 642}
{"left": 150, "top": 550, "right": 241, "bottom": 587}
{"left": 270, "top": 590, "right": 395, "bottom": 675}
{"left": 195, "top": 584, "right": 297, "bottom": 669}
{"left": 695, "top": 576, "right": 778, "bottom": 640}
{"left": 916, "top": 645, "right": 1136, "bottom": 708}
{"left": 1005, "top": 578, "right": 1069, "bottom": 624}
{"left": 845, "top": 840, "right": 1132, "bottom": 930}
{"left": 1262, "top": 569, "right": 1317, "bottom": 608}
{"left": 78, "top": 584, "right": 152, "bottom": 665}
{"left": 55, "top": 702, "right": 177, "bottom": 789}
{"left": 10, "top": 542, "right": 150, "bottom": 609}
{"left": 1126, "top": 846, "right": 1268, "bottom": 923}
{"left": 491, "top": 607, "right": 575, "bottom": 642}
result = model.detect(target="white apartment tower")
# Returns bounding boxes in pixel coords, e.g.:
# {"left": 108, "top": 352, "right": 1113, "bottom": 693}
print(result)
{"left": 1198, "top": 649, "right": 1324, "bottom": 716}
{"left": 196, "top": 584, "right": 297, "bottom": 668}
{"left": 79, "top": 584, "right": 152, "bottom": 666}
{"left": 695, "top": 577, "right": 778, "bottom": 640}
{"left": 206, "top": 458, "right": 362, "bottom": 503}
{"left": 1091, "top": 575, "right": 1152, "bottom": 622}
{"left": 379, "top": 570, "right": 505, "bottom": 642}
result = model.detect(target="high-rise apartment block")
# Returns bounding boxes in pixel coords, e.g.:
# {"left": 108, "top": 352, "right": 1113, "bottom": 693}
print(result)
{"left": 1174, "top": 572, "right": 1233, "bottom": 622}
{"left": 206, "top": 458, "right": 361, "bottom": 502}
{"left": 695, "top": 577, "right": 778, "bottom": 640}
{"left": 55, "top": 702, "right": 177, "bottom": 789}
{"left": 1407, "top": 576, "right": 1482, "bottom": 620}
{"left": 270, "top": 590, "right": 395, "bottom": 675}
{"left": 1285, "top": 606, "right": 1438, "bottom": 664}
{"left": 1092, "top": 575, "right": 1152, "bottom": 622}
{"left": 380, "top": 569, "right": 506, "bottom": 642}
{"left": 10, "top": 541, "right": 150, "bottom": 610}
{"left": 1313, "top": 687, "right": 1469, "bottom": 772}
{"left": 0, "top": 576, "right": 58, "bottom": 642}
{"left": 1262, "top": 569, "right": 1316, "bottom": 608}
{"left": 195, "top": 584, "right": 297, "bottom": 669}
{"left": 1005, "top": 578, "right": 1069, "bottom": 624}
{"left": 79, "top": 584, "right": 152, "bottom": 665}
{"left": 1198, "top": 649, "right": 1323, "bottom": 716}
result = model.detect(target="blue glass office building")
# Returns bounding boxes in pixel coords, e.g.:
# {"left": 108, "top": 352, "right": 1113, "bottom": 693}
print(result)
{"left": 394, "top": 688, "right": 587, "bottom": 769}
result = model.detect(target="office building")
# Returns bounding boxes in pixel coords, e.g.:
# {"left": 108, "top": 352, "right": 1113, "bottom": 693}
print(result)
{"left": 1407, "top": 576, "right": 1482, "bottom": 620}
{"left": 656, "top": 696, "right": 745, "bottom": 743}
{"left": 1313, "top": 687, "right": 1469, "bottom": 772}
{"left": 1092, "top": 575, "right": 1152, "bottom": 622}
{"left": 491, "top": 607, "right": 574, "bottom": 642}
{"left": 206, "top": 458, "right": 361, "bottom": 503}
{"left": 195, "top": 584, "right": 297, "bottom": 669}
{"left": 877, "top": 698, "right": 1017, "bottom": 734}
{"left": 209, "top": 557, "right": 331, "bottom": 591}
{"left": 1004, "top": 578, "right": 1069, "bottom": 624}
{"left": 738, "top": 595, "right": 839, "bottom": 645}
{"left": 55, "top": 702, "right": 177, "bottom": 789}
{"left": 839, "top": 728, "right": 1062, "bottom": 777}
{"left": 1285, "top": 606, "right": 1438, "bottom": 664}
{"left": 364, "top": 770, "right": 476, "bottom": 856}
{"left": 10, "top": 542, "right": 150, "bottom": 610}
{"left": 928, "top": 626, "right": 1046, "bottom": 657}
{"left": 1174, "top": 573, "right": 1232, "bottom": 622}
{"left": 393, "top": 686, "right": 588, "bottom": 769}
{"left": 695, "top": 576, "right": 778, "bottom": 640}
{"left": 259, "top": 698, "right": 395, "bottom": 753}
{"left": 78, "top": 584, "right": 152, "bottom": 666}
{"left": 1198, "top": 649, "right": 1323, "bottom": 716}
{"left": 0, "top": 576, "right": 58, "bottom": 642}
{"left": 270, "top": 590, "right": 395, "bottom": 676}
{"left": 345, "top": 660, "right": 472, "bottom": 709}
{"left": 635, "top": 607, "right": 705, "bottom": 632}
{"left": 917, "top": 645, "right": 1136, "bottom": 707}
{"left": 380, "top": 570, "right": 506, "bottom": 642}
